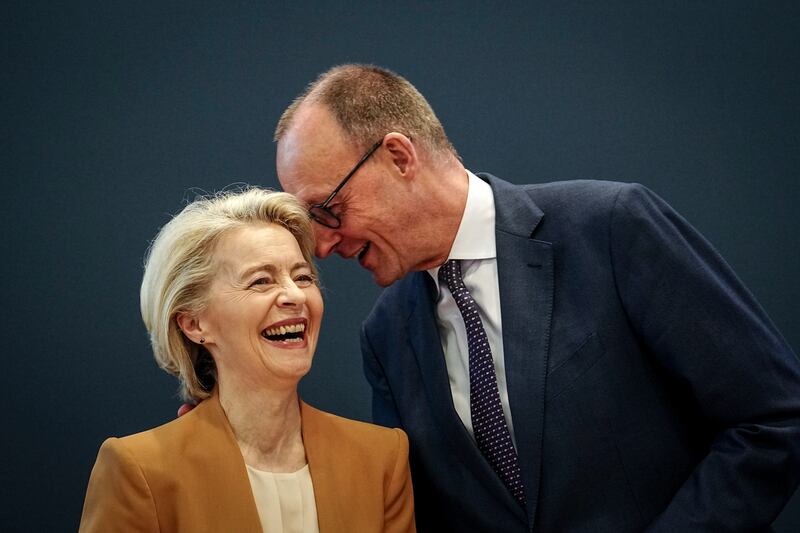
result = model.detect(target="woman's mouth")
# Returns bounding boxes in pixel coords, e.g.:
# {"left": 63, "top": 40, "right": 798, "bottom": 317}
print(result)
{"left": 261, "top": 319, "right": 307, "bottom": 346}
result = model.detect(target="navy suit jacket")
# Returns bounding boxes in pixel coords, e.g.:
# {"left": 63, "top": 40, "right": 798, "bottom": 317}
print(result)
{"left": 361, "top": 175, "right": 800, "bottom": 532}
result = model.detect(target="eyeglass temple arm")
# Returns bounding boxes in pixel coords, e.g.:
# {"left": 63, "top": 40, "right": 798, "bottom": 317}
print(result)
{"left": 318, "top": 139, "right": 384, "bottom": 206}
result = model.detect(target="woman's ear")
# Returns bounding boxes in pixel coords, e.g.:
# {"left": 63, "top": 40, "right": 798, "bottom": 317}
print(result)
{"left": 383, "top": 132, "right": 417, "bottom": 177}
{"left": 177, "top": 313, "right": 206, "bottom": 345}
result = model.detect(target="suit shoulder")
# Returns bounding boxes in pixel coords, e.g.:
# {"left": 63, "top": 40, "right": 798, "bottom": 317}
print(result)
{"left": 524, "top": 180, "right": 666, "bottom": 238}
{"left": 524, "top": 179, "right": 635, "bottom": 211}
{"left": 480, "top": 172, "right": 629, "bottom": 197}
{"left": 480, "top": 173, "right": 641, "bottom": 225}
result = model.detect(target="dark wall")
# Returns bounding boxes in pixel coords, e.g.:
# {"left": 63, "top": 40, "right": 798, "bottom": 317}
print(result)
{"left": 4, "top": 2, "right": 799, "bottom": 530}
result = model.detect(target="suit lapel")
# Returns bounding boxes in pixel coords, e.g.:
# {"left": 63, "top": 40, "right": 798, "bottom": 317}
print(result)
{"left": 397, "top": 174, "right": 552, "bottom": 529}
{"left": 405, "top": 273, "right": 461, "bottom": 439}
{"left": 486, "top": 174, "right": 553, "bottom": 529}
{"left": 406, "top": 270, "right": 528, "bottom": 521}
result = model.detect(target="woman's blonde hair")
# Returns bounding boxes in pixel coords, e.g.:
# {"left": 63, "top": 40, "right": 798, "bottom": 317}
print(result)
{"left": 140, "top": 187, "right": 316, "bottom": 402}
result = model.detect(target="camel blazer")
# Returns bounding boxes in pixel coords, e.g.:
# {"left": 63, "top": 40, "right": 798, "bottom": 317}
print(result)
{"left": 79, "top": 392, "right": 415, "bottom": 532}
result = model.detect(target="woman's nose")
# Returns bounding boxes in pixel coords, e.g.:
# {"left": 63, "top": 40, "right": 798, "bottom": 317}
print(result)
{"left": 277, "top": 279, "right": 307, "bottom": 306}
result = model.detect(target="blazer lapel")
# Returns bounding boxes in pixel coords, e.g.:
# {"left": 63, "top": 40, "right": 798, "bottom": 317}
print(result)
{"left": 301, "top": 401, "right": 347, "bottom": 532}
{"left": 191, "top": 392, "right": 263, "bottom": 532}
{"left": 486, "top": 174, "right": 553, "bottom": 530}
{"left": 406, "top": 271, "right": 527, "bottom": 520}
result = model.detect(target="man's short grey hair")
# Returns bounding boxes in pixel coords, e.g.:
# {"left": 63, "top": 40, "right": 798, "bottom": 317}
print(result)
{"left": 275, "top": 64, "right": 457, "bottom": 158}
{"left": 140, "top": 187, "right": 317, "bottom": 402}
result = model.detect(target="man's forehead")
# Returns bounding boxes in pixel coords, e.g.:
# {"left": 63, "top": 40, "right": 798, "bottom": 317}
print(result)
{"left": 280, "top": 104, "right": 338, "bottom": 151}
{"left": 276, "top": 108, "right": 353, "bottom": 200}
{"left": 275, "top": 150, "right": 330, "bottom": 202}
{"left": 282, "top": 178, "right": 328, "bottom": 205}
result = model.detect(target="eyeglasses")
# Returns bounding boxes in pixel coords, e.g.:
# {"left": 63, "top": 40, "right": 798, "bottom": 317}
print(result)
{"left": 307, "top": 139, "right": 383, "bottom": 229}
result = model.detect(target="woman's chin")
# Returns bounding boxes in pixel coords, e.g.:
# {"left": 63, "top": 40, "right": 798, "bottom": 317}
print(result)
{"left": 261, "top": 354, "right": 314, "bottom": 384}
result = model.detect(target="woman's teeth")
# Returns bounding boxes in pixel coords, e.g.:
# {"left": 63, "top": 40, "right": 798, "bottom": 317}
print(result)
{"left": 261, "top": 323, "right": 306, "bottom": 342}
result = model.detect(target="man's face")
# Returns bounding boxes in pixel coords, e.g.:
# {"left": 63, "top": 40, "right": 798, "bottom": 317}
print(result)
{"left": 276, "top": 105, "right": 420, "bottom": 287}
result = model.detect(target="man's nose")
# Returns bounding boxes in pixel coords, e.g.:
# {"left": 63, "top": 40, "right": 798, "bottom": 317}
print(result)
{"left": 313, "top": 224, "right": 340, "bottom": 258}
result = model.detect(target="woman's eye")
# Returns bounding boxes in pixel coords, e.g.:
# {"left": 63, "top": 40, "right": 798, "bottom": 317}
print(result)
{"left": 250, "top": 277, "right": 272, "bottom": 287}
{"left": 294, "top": 274, "right": 315, "bottom": 286}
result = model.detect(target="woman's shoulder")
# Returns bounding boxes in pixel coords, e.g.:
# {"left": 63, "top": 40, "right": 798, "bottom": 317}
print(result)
{"left": 97, "top": 397, "right": 222, "bottom": 466}
{"left": 301, "top": 401, "right": 408, "bottom": 450}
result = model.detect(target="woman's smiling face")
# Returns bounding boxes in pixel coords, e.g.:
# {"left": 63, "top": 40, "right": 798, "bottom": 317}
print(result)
{"left": 194, "top": 222, "right": 323, "bottom": 388}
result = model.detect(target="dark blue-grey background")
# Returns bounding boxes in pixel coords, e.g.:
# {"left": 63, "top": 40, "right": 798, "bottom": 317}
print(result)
{"left": 4, "top": 1, "right": 799, "bottom": 530}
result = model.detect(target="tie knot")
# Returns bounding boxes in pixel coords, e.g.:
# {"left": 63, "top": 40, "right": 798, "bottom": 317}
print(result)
{"left": 438, "top": 259, "right": 464, "bottom": 292}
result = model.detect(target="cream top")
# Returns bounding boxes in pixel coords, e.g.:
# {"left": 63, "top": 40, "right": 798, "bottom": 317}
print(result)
{"left": 245, "top": 464, "right": 319, "bottom": 533}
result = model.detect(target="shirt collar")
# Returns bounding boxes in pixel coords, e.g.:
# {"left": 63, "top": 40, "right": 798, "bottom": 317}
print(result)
{"left": 427, "top": 170, "right": 496, "bottom": 287}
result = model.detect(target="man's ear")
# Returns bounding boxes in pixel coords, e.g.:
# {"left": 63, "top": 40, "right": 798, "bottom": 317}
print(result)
{"left": 176, "top": 312, "right": 206, "bottom": 345}
{"left": 383, "top": 133, "right": 417, "bottom": 177}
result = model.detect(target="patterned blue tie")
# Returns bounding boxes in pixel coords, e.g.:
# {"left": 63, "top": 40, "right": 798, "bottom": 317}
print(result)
{"left": 439, "top": 259, "right": 526, "bottom": 508}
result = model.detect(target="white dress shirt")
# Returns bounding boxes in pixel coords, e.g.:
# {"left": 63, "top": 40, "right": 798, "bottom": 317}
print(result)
{"left": 427, "top": 170, "right": 516, "bottom": 445}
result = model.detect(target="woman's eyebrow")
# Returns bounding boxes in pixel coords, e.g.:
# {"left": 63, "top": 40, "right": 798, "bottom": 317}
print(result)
{"left": 239, "top": 261, "right": 309, "bottom": 280}
{"left": 238, "top": 263, "right": 277, "bottom": 281}
{"left": 290, "top": 261, "right": 310, "bottom": 272}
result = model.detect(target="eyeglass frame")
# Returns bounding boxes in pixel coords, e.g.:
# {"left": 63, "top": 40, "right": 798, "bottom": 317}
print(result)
{"left": 307, "top": 138, "right": 383, "bottom": 229}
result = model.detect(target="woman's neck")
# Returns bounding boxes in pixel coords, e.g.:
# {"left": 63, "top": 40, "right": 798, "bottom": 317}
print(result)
{"left": 217, "top": 378, "right": 306, "bottom": 473}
